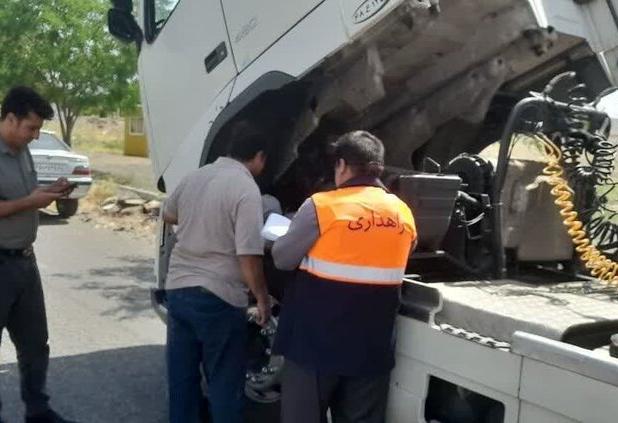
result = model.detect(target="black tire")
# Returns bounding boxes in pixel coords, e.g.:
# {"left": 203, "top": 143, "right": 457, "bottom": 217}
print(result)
{"left": 56, "top": 199, "right": 79, "bottom": 218}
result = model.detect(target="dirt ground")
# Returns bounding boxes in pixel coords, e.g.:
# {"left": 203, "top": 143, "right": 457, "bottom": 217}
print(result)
{"left": 76, "top": 182, "right": 159, "bottom": 240}
{"left": 77, "top": 205, "right": 158, "bottom": 241}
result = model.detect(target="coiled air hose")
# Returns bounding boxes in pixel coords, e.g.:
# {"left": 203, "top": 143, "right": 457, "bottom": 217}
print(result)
{"left": 535, "top": 133, "right": 618, "bottom": 284}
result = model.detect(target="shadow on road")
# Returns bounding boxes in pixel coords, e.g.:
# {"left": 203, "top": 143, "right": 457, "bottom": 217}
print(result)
{"left": 0, "top": 344, "right": 279, "bottom": 423}
{"left": 52, "top": 255, "right": 155, "bottom": 321}
{"left": 89, "top": 255, "right": 154, "bottom": 284}
{"left": 0, "top": 345, "right": 167, "bottom": 423}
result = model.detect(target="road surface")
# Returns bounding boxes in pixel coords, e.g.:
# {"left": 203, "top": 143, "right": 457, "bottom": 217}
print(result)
{"left": 0, "top": 214, "right": 279, "bottom": 422}
{"left": 0, "top": 214, "right": 166, "bottom": 422}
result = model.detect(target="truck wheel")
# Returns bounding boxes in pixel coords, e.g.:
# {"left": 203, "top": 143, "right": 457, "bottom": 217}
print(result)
{"left": 56, "top": 199, "right": 79, "bottom": 218}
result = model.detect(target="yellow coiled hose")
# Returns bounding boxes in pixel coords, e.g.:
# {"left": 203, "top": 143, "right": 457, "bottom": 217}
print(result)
{"left": 533, "top": 133, "right": 618, "bottom": 284}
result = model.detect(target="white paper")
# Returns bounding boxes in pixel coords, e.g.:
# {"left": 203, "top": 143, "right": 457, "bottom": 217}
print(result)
{"left": 261, "top": 213, "right": 291, "bottom": 241}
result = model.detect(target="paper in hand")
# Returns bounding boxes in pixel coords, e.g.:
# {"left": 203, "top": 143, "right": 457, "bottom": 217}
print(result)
{"left": 261, "top": 213, "right": 291, "bottom": 241}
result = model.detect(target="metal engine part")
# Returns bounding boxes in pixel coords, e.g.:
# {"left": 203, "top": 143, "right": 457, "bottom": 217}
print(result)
{"left": 245, "top": 306, "right": 283, "bottom": 404}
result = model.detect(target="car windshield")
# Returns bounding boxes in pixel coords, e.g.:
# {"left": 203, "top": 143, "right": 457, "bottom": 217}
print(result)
{"left": 29, "top": 133, "right": 70, "bottom": 151}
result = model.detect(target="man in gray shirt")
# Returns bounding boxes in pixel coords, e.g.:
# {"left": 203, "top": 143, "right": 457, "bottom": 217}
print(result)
{"left": 162, "top": 120, "right": 271, "bottom": 423}
{"left": 0, "top": 87, "right": 75, "bottom": 423}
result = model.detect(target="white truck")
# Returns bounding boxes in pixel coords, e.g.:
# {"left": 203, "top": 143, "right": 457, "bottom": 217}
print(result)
{"left": 108, "top": 0, "right": 618, "bottom": 421}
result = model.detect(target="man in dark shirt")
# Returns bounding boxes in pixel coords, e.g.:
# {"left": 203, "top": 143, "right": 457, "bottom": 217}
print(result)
{"left": 0, "top": 87, "right": 75, "bottom": 423}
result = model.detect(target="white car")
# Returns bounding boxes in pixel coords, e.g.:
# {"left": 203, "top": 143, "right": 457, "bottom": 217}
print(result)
{"left": 29, "top": 131, "right": 92, "bottom": 218}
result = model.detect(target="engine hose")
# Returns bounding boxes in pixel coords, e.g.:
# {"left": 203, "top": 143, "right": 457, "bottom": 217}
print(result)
{"left": 560, "top": 132, "right": 584, "bottom": 168}
{"left": 588, "top": 136, "right": 616, "bottom": 184}
{"left": 534, "top": 133, "right": 618, "bottom": 284}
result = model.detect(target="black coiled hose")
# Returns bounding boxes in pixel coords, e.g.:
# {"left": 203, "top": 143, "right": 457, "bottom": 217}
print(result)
{"left": 542, "top": 74, "right": 618, "bottom": 259}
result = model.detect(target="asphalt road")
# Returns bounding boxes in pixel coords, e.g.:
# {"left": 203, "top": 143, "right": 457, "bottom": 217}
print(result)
{"left": 0, "top": 214, "right": 279, "bottom": 423}
{"left": 0, "top": 214, "right": 166, "bottom": 422}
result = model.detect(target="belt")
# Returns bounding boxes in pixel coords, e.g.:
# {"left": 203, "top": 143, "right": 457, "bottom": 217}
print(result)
{"left": 0, "top": 246, "right": 34, "bottom": 258}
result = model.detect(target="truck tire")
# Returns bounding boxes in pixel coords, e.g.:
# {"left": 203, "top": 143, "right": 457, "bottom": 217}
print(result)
{"left": 56, "top": 199, "right": 79, "bottom": 218}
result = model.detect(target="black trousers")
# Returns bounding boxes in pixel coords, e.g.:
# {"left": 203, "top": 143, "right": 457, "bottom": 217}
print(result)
{"left": 0, "top": 254, "right": 50, "bottom": 416}
{"left": 281, "top": 359, "right": 390, "bottom": 423}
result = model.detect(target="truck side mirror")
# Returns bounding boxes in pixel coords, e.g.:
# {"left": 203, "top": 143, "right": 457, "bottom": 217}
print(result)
{"left": 108, "top": 8, "right": 143, "bottom": 47}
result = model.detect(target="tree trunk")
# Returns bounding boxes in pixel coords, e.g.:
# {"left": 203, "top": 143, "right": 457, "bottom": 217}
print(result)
{"left": 65, "top": 115, "right": 77, "bottom": 146}
{"left": 55, "top": 104, "right": 79, "bottom": 146}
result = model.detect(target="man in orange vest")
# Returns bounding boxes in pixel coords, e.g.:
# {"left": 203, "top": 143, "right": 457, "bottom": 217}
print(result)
{"left": 271, "top": 131, "right": 417, "bottom": 423}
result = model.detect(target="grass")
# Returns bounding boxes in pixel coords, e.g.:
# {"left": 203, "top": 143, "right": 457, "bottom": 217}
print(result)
{"left": 81, "top": 179, "right": 119, "bottom": 212}
{"left": 599, "top": 185, "right": 618, "bottom": 207}
{"left": 88, "top": 178, "right": 118, "bottom": 202}
{"left": 91, "top": 170, "right": 134, "bottom": 186}
{"left": 43, "top": 116, "right": 124, "bottom": 155}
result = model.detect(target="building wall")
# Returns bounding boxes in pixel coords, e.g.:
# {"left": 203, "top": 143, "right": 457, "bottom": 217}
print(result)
{"left": 124, "top": 114, "right": 148, "bottom": 157}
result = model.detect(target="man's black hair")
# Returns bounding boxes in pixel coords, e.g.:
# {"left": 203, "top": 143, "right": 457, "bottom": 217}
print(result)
{"left": 331, "top": 131, "right": 385, "bottom": 177}
{"left": 227, "top": 120, "right": 270, "bottom": 161}
{"left": 1, "top": 86, "right": 54, "bottom": 121}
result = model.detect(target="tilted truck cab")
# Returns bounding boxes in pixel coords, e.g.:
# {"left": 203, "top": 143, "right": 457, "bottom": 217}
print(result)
{"left": 109, "top": 0, "right": 618, "bottom": 420}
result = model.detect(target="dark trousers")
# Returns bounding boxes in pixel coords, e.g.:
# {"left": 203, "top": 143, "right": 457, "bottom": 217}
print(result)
{"left": 166, "top": 287, "right": 247, "bottom": 423}
{"left": 281, "top": 359, "right": 390, "bottom": 423}
{"left": 0, "top": 254, "right": 50, "bottom": 417}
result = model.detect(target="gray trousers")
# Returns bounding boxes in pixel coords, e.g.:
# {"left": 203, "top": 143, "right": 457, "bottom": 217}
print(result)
{"left": 0, "top": 254, "right": 50, "bottom": 417}
{"left": 281, "top": 359, "right": 390, "bottom": 423}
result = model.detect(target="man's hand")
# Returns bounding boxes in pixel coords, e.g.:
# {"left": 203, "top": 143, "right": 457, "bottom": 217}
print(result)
{"left": 28, "top": 188, "right": 63, "bottom": 208}
{"left": 238, "top": 255, "right": 270, "bottom": 327}
{"left": 163, "top": 211, "right": 178, "bottom": 225}
{"left": 43, "top": 177, "right": 75, "bottom": 197}
{"left": 255, "top": 297, "right": 272, "bottom": 327}
{"left": 0, "top": 188, "right": 62, "bottom": 218}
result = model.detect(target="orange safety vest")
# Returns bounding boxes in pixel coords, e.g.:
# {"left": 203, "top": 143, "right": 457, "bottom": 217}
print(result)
{"left": 299, "top": 186, "right": 416, "bottom": 285}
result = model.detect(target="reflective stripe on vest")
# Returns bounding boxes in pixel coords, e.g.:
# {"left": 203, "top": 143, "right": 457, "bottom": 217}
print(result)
{"left": 303, "top": 185, "right": 416, "bottom": 286}
{"left": 300, "top": 256, "right": 405, "bottom": 285}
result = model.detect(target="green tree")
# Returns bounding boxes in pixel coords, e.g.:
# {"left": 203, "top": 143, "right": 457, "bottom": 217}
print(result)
{"left": 0, "top": 0, "right": 138, "bottom": 145}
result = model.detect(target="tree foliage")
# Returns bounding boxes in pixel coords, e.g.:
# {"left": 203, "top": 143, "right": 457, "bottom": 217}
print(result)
{"left": 0, "top": 0, "right": 138, "bottom": 144}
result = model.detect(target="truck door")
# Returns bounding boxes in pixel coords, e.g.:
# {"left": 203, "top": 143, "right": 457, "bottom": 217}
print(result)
{"left": 220, "top": 0, "right": 325, "bottom": 71}
{"left": 138, "top": 0, "right": 236, "bottom": 175}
